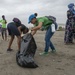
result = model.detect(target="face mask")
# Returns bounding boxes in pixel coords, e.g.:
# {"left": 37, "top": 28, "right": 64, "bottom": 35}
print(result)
{"left": 69, "top": 6, "right": 74, "bottom": 11}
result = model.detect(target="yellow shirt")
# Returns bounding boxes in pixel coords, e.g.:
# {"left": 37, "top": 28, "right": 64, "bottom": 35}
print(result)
{"left": 0, "top": 19, "right": 7, "bottom": 28}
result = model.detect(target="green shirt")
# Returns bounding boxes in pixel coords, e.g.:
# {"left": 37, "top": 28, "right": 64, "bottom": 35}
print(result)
{"left": 0, "top": 20, "right": 7, "bottom": 28}
{"left": 34, "top": 16, "right": 53, "bottom": 30}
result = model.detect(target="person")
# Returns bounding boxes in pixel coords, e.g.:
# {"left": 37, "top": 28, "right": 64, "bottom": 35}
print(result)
{"left": 0, "top": 15, "right": 7, "bottom": 40}
{"left": 28, "top": 13, "right": 58, "bottom": 55}
{"left": 7, "top": 18, "right": 29, "bottom": 51}
{"left": 64, "top": 3, "right": 75, "bottom": 44}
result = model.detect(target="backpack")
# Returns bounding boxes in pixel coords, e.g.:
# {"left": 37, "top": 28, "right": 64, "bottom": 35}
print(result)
{"left": 45, "top": 16, "right": 58, "bottom": 30}
{"left": 45, "top": 15, "right": 56, "bottom": 23}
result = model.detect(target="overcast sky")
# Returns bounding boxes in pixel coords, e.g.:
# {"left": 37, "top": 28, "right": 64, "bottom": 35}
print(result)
{"left": 0, "top": 0, "right": 75, "bottom": 27}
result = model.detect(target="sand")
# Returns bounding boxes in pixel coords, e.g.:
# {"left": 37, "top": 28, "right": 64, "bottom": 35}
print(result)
{"left": 0, "top": 31, "right": 75, "bottom": 75}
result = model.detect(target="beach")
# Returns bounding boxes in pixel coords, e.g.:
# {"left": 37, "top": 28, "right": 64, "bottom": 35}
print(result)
{"left": 0, "top": 31, "right": 75, "bottom": 75}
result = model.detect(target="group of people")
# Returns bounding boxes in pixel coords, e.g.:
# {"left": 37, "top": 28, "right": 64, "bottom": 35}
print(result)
{"left": 0, "top": 16, "right": 29, "bottom": 51}
{"left": 0, "top": 13, "right": 58, "bottom": 56}
{"left": 8, "top": 13, "right": 58, "bottom": 56}
{"left": 0, "top": 3, "right": 75, "bottom": 56}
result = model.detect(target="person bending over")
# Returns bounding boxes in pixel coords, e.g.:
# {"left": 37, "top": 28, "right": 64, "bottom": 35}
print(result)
{"left": 7, "top": 18, "right": 29, "bottom": 51}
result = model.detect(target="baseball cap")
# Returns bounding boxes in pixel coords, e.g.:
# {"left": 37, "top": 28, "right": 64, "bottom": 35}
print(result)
{"left": 28, "top": 14, "right": 36, "bottom": 24}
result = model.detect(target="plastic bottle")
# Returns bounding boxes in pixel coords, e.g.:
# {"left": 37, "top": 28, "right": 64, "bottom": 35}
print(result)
{"left": 51, "top": 24, "right": 56, "bottom": 32}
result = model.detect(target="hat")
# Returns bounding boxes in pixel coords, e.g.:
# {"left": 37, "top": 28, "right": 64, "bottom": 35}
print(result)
{"left": 13, "top": 18, "right": 21, "bottom": 25}
{"left": 28, "top": 14, "right": 36, "bottom": 24}
{"left": 2, "top": 15, "right": 5, "bottom": 18}
{"left": 68, "top": 3, "right": 74, "bottom": 8}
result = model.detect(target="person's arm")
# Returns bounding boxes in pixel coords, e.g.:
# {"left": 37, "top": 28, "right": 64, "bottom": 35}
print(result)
{"left": 5, "top": 20, "right": 7, "bottom": 24}
{"left": 18, "top": 26, "right": 22, "bottom": 35}
{"left": 31, "top": 22, "right": 43, "bottom": 31}
{"left": 23, "top": 27, "right": 29, "bottom": 34}
{"left": 31, "top": 30, "right": 37, "bottom": 35}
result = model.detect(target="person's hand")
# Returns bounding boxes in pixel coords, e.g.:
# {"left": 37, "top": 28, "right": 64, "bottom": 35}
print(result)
{"left": 31, "top": 28, "right": 34, "bottom": 31}
{"left": 31, "top": 30, "right": 37, "bottom": 36}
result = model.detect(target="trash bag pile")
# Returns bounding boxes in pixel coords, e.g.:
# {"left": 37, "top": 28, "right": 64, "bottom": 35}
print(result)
{"left": 16, "top": 33, "right": 38, "bottom": 68}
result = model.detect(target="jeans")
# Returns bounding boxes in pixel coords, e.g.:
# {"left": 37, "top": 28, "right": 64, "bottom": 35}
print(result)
{"left": 44, "top": 25, "right": 55, "bottom": 52}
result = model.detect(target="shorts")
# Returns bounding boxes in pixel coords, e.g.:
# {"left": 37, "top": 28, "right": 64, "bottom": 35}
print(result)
{"left": 7, "top": 22, "right": 20, "bottom": 36}
{"left": 1, "top": 28, "right": 7, "bottom": 34}
{"left": 0, "top": 28, "right": 2, "bottom": 32}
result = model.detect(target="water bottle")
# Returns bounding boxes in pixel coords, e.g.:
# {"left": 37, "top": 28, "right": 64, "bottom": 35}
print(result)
{"left": 51, "top": 24, "right": 55, "bottom": 32}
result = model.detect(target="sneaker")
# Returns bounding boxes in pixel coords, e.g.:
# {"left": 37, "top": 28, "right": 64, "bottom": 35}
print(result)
{"left": 39, "top": 52, "right": 49, "bottom": 56}
{"left": 7, "top": 48, "right": 13, "bottom": 51}
{"left": 51, "top": 49, "right": 56, "bottom": 53}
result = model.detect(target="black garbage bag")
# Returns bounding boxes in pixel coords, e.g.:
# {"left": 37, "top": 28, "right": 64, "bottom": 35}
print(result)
{"left": 16, "top": 33, "right": 38, "bottom": 68}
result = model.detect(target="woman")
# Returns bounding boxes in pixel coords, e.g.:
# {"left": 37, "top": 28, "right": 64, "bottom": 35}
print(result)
{"left": 7, "top": 18, "right": 29, "bottom": 51}
{"left": 28, "top": 13, "right": 58, "bottom": 55}
{"left": 64, "top": 3, "right": 75, "bottom": 44}
{"left": 0, "top": 15, "right": 7, "bottom": 40}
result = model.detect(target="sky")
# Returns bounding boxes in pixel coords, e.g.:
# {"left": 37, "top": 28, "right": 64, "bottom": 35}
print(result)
{"left": 0, "top": 0, "right": 75, "bottom": 27}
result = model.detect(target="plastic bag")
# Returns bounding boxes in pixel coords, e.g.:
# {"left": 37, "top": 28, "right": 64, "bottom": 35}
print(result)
{"left": 16, "top": 33, "right": 38, "bottom": 68}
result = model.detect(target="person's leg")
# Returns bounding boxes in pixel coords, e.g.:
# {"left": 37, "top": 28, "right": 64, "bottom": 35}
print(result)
{"left": 45, "top": 27, "right": 55, "bottom": 52}
{"left": 40, "top": 26, "right": 55, "bottom": 55}
{"left": 65, "top": 21, "right": 74, "bottom": 44}
{"left": 12, "top": 25, "right": 21, "bottom": 50}
{"left": 5, "top": 29, "right": 7, "bottom": 41}
{"left": 1, "top": 28, "right": 4, "bottom": 40}
{"left": 49, "top": 34, "right": 55, "bottom": 50}
{"left": 7, "top": 35, "right": 15, "bottom": 51}
{"left": 65, "top": 28, "right": 73, "bottom": 44}
{"left": 16, "top": 36, "right": 21, "bottom": 50}
{"left": 69, "top": 30, "right": 73, "bottom": 43}
{"left": 64, "top": 20, "right": 70, "bottom": 44}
